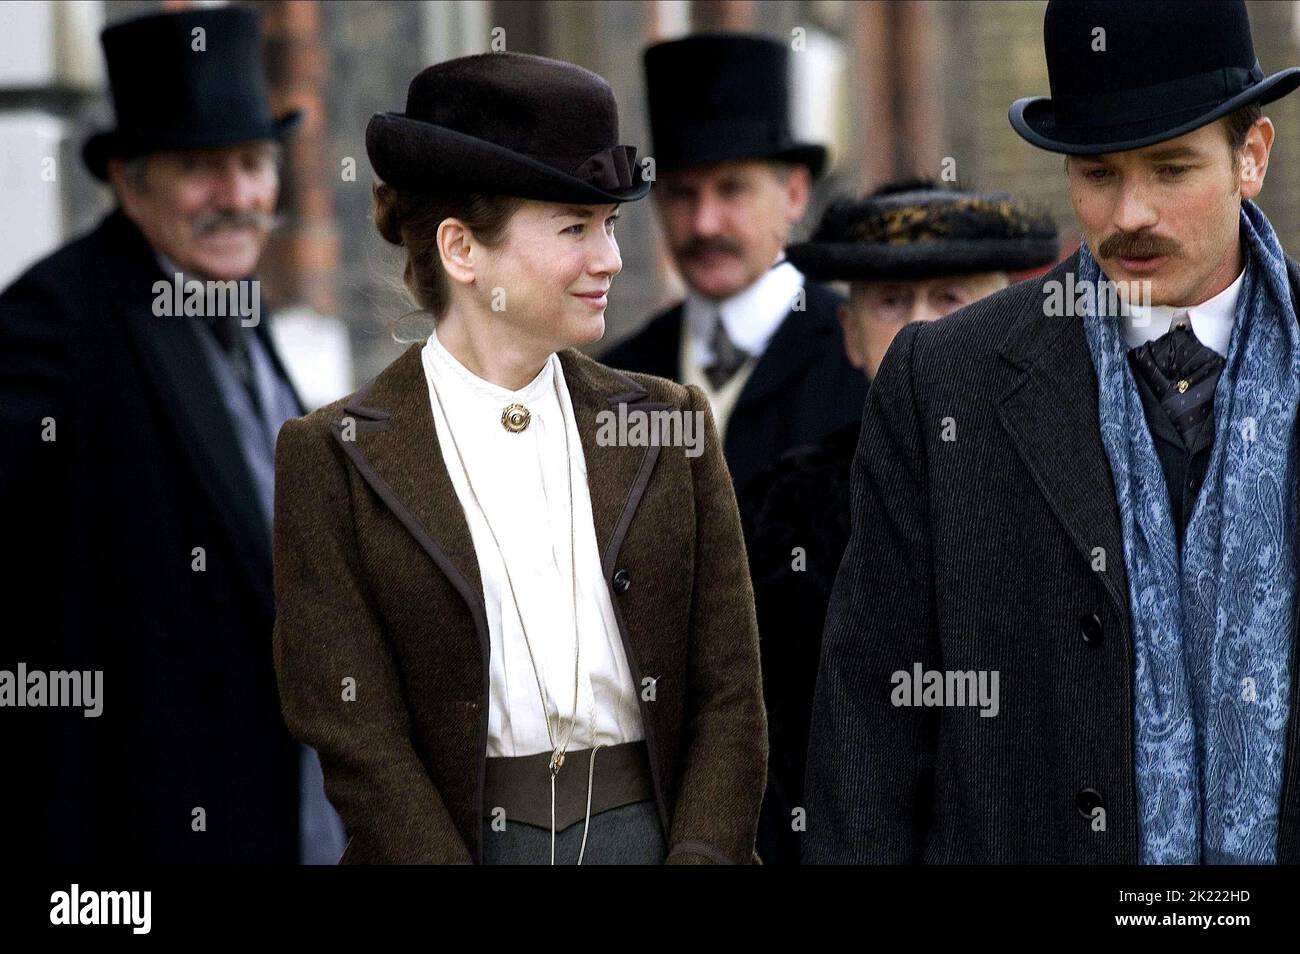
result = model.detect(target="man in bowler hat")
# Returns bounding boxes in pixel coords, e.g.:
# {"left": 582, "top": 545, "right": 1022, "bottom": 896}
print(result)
{"left": 746, "top": 179, "right": 1058, "bottom": 864}
{"left": 0, "top": 7, "right": 343, "bottom": 863}
{"left": 602, "top": 33, "right": 865, "bottom": 520}
{"left": 806, "top": 0, "right": 1300, "bottom": 863}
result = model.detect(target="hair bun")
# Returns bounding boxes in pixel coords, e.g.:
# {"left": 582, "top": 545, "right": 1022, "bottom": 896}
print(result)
{"left": 372, "top": 181, "right": 405, "bottom": 246}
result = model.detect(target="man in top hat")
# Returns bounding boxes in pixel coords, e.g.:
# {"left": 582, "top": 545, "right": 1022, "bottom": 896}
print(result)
{"left": 744, "top": 179, "right": 1058, "bottom": 864}
{"left": 0, "top": 7, "right": 343, "bottom": 863}
{"left": 601, "top": 33, "right": 866, "bottom": 520}
{"left": 805, "top": 0, "right": 1300, "bottom": 864}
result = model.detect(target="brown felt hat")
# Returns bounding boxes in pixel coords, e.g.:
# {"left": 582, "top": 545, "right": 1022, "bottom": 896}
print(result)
{"left": 366, "top": 52, "right": 650, "bottom": 203}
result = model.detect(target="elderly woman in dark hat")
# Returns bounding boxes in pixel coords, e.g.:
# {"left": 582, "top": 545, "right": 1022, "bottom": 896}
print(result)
{"left": 744, "top": 180, "right": 1058, "bottom": 864}
{"left": 792, "top": 179, "right": 1060, "bottom": 384}
{"left": 271, "top": 52, "right": 766, "bottom": 865}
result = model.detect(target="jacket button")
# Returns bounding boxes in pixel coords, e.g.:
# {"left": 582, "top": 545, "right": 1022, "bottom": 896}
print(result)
{"left": 1080, "top": 613, "right": 1104, "bottom": 646}
{"left": 1076, "top": 787, "right": 1105, "bottom": 818}
{"left": 612, "top": 568, "right": 631, "bottom": 595}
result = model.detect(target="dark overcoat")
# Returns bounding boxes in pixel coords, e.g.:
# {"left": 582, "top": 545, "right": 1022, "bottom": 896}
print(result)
{"left": 805, "top": 253, "right": 1300, "bottom": 863}
{"left": 0, "top": 210, "right": 303, "bottom": 862}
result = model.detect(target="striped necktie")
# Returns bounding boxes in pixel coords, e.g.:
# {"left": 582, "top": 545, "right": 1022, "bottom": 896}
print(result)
{"left": 704, "top": 312, "right": 749, "bottom": 390}
{"left": 205, "top": 314, "right": 262, "bottom": 416}
{"left": 1127, "top": 314, "right": 1224, "bottom": 443}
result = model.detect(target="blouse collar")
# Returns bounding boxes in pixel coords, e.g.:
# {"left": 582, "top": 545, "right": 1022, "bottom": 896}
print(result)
{"left": 425, "top": 325, "right": 557, "bottom": 406}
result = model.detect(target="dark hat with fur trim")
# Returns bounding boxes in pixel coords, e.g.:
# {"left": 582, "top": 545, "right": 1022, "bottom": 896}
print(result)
{"left": 366, "top": 52, "right": 650, "bottom": 203}
{"left": 786, "top": 180, "right": 1059, "bottom": 282}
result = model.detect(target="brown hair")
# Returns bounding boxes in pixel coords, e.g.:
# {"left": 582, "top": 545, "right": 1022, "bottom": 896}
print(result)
{"left": 1224, "top": 102, "right": 1263, "bottom": 171}
{"left": 372, "top": 183, "right": 524, "bottom": 317}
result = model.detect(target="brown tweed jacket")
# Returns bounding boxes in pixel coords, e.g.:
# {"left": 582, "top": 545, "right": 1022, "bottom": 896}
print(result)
{"left": 272, "top": 342, "right": 767, "bottom": 864}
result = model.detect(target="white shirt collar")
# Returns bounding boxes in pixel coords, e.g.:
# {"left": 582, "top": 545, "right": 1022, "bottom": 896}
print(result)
{"left": 423, "top": 324, "right": 556, "bottom": 407}
{"left": 1122, "top": 267, "right": 1245, "bottom": 357}
{"left": 683, "top": 258, "right": 806, "bottom": 361}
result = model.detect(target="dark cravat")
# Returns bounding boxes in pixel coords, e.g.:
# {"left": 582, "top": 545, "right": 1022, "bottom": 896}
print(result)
{"left": 1127, "top": 316, "right": 1224, "bottom": 444}
{"left": 205, "top": 314, "right": 261, "bottom": 415}
{"left": 704, "top": 312, "right": 749, "bottom": 390}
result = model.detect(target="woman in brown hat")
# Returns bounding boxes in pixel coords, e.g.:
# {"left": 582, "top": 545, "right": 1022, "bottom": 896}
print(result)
{"left": 271, "top": 52, "right": 766, "bottom": 864}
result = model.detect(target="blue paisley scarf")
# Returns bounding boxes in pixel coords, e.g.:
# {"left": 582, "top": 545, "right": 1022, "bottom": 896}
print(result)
{"left": 1079, "top": 201, "right": 1299, "bottom": 864}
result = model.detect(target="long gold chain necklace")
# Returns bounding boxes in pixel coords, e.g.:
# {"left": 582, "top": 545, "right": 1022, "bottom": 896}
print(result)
{"left": 431, "top": 358, "right": 599, "bottom": 863}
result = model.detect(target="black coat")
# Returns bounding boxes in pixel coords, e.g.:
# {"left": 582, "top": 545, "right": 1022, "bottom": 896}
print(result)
{"left": 0, "top": 210, "right": 303, "bottom": 862}
{"left": 601, "top": 281, "right": 866, "bottom": 509}
{"left": 805, "top": 253, "right": 1300, "bottom": 864}
{"left": 742, "top": 419, "right": 858, "bottom": 864}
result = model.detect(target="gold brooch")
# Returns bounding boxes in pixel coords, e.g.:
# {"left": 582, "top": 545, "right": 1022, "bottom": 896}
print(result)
{"left": 502, "top": 403, "right": 530, "bottom": 432}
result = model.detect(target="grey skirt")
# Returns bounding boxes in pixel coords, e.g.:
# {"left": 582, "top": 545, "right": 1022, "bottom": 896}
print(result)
{"left": 481, "top": 798, "right": 665, "bottom": 865}
{"left": 479, "top": 742, "right": 664, "bottom": 865}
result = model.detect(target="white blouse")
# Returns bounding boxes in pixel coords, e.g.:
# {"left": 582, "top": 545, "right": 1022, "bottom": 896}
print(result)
{"left": 420, "top": 329, "right": 644, "bottom": 758}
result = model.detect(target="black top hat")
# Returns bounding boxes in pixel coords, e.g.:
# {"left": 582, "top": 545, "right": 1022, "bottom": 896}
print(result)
{"left": 644, "top": 33, "right": 827, "bottom": 176}
{"left": 785, "top": 180, "right": 1060, "bottom": 282}
{"left": 83, "top": 7, "right": 301, "bottom": 181}
{"left": 1010, "top": 0, "right": 1300, "bottom": 155}
{"left": 366, "top": 52, "right": 649, "bottom": 204}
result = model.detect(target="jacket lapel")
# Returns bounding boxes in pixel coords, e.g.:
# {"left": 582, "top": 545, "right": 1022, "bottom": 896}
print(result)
{"left": 996, "top": 254, "right": 1131, "bottom": 625}
{"left": 329, "top": 345, "right": 668, "bottom": 657}
{"left": 559, "top": 349, "right": 670, "bottom": 577}
{"left": 331, "top": 344, "right": 488, "bottom": 649}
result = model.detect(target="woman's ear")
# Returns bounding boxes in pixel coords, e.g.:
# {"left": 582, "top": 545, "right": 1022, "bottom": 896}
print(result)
{"left": 436, "top": 217, "right": 476, "bottom": 285}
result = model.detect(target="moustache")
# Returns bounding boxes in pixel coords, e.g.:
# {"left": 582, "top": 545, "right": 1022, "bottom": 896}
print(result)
{"left": 192, "top": 210, "right": 281, "bottom": 237}
{"left": 677, "top": 236, "right": 744, "bottom": 261}
{"left": 1097, "top": 230, "right": 1180, "bottom": 261}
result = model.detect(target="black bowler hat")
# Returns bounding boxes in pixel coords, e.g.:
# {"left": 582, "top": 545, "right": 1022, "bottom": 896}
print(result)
{"left": 1010, "top": 0, "right": 1300, "bottom": 155}
{"left": 786, "top": 180, "right": 1059, "bottom": 282}
{"left": 83, "top": 7, "right": 301, "bottom": 181}
{"left": 644, "top": 33, "right": 827, "bottom": 176}
{"left": 366, "top": 52, "right": 650, "bottom": 204}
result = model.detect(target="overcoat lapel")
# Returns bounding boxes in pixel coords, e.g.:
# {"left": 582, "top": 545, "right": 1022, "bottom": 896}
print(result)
{"left": 637, "top": 306, "right": 684, "bottom": 381}
{"left": 108, "top": 212, "right": 275, "bottom": 611}
{"left": 995, "top": 254, "right": 1131, "bottom": 625}
{"left": 731, "top": 304, "right": 821, "bottom": 418}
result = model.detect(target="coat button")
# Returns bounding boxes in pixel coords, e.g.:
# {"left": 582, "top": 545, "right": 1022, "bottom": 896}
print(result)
{"left": 612, "top": 568, "right": 631, "bottom": 595}
{"left": 1076, "top": 787, "right": 1105, "bottom": 818}
{"left": 1080, "top": 613, "right": 1104, "bottom": 646}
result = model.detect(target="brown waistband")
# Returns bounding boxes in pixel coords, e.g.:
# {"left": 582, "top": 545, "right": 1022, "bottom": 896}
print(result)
{"left": 483, "top": 740, "right": 655, "bottom": 832}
